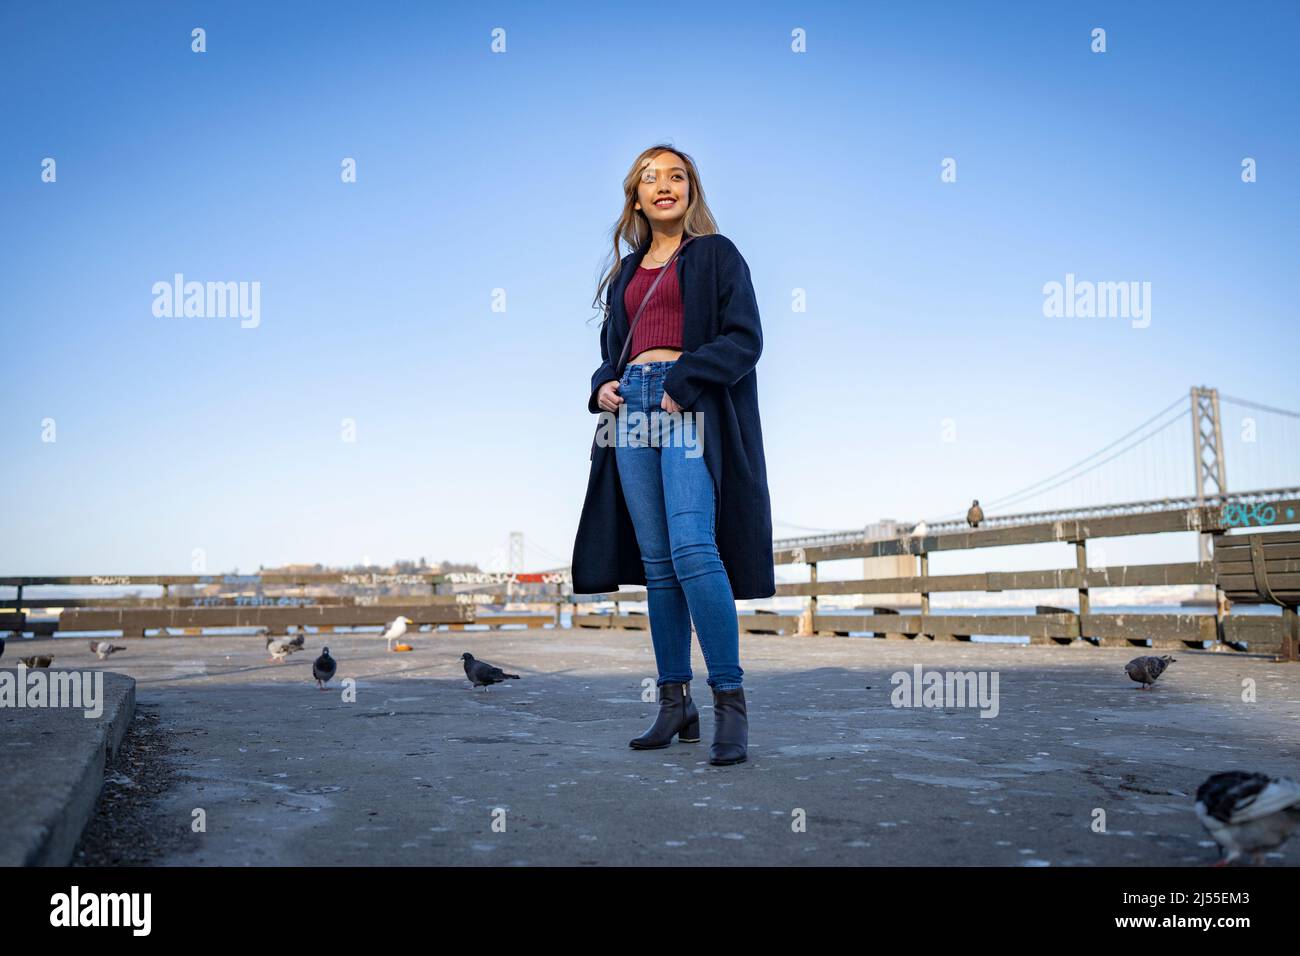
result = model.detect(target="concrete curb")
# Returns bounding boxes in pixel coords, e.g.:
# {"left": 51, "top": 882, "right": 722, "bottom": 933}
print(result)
{"left": 0, "top": 669, "right": 137, "bottom": 866}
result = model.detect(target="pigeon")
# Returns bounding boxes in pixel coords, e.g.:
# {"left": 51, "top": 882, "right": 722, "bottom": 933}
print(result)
{"left": 19, "top": 655, "right": 53, "bottom": 668}
{"left": 461, "top": 652, "right": 520, "bottom": 691}
{"left": 1195, "top": 771, "right": 1300, "bottom": 865}
{"left": 967, "top": 500, "right": 984, "bottom": 528}
{"left": 381, "top": 616, "right": 414, "bottom": 650}
{"left": 286, "top": 630, "right": 306, "bottom": 650}
{"left": 88, "top": 641, "right": 126, "bottom": 660}
{"left": 312, "top": 647, "right": 337, "bottom": 690}
{"left": 266, "top": 635, "right": 305, "bottom": 663}
{"left": 911, "top": 520, "right": 928, "bottom": 538}
{"left": 0, "top": 636, "right": 5, "bottom": 660}
{"left": 1125, "top": 654, "right": 1175, "bottom": 689}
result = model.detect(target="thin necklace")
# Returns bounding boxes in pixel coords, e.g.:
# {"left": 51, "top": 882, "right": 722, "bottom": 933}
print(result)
{"left": 648, "top": 236, "right": 683, "bottom": 264}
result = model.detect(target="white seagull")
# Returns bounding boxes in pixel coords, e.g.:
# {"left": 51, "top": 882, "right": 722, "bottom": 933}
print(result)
{"left": 380, "top": 615, "right": 414, "bottom": 650}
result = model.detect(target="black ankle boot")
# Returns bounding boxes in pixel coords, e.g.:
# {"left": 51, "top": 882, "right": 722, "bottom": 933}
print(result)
{"left": 709, "top": 687, "right": 748, "bottom": 765}
{"left": 629, "top": 681, "right": 700, "bottom": 749}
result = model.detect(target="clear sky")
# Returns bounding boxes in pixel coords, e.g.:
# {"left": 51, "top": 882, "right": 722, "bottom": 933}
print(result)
{"left": 3, "top": 0, "right": 1297, "bottom": 579}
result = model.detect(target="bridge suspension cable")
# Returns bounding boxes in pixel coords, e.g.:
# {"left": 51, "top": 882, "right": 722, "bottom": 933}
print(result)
{"left": 920, "top": 393, "right": 1191, "bottom": 522}
{"left": 1221, "top": 394, "right": 1300, "bottom": 419}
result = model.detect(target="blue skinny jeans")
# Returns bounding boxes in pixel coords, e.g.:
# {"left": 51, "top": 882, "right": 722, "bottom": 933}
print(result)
{"left": 611, "top": 360, "right": 743, "bottom": 691}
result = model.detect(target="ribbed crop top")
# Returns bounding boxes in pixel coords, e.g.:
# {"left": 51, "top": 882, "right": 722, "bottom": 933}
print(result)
{"left": 623, "top": 260, "right": 684, "bottom": 360}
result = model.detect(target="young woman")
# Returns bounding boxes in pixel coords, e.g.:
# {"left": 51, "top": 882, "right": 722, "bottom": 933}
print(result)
{"left": 571, "top": 144, "right": 775, "bottom": 767}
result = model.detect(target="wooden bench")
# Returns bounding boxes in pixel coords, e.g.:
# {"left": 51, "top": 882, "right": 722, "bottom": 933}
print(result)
{"left": 1213, "top": 530, "right": 1299, "bottom": 661}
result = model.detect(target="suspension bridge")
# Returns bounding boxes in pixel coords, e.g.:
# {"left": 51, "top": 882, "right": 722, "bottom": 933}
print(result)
{"left": 768, "top": 386, "right": 1300, "bottom": 552}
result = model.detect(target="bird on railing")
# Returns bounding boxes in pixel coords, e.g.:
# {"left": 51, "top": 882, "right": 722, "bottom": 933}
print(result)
{"left": 88, "top": 641, "right": 126, "bottom": 660}
{"left": 967, "top": 500, "right": 984, "bottom": 528}
{"left": 461, "top": 652, "right": 520, "bottom": 691}
{"left": 312, "top": 647, "right": 337, "bottom": 690}
{"left": 1195, "top": 771, "right": 1300, "bottom": 865}
{"left": 381, "top": 615, "right": 413, "bottom": 651}
{"left": 1125, "top": 654, "right": 1175, "bottom": 689}
{"left": 911, "top": 521, "right": 928, "bottom": 538}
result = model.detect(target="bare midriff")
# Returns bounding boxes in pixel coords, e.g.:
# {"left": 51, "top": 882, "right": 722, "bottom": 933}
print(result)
{"left": 629, "top": 347, "right": 682, "bottom": 364}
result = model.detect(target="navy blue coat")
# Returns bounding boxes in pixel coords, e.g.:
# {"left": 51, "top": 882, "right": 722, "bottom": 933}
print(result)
{"left": 571, "top": 233, "right": 775, "bottom": 600}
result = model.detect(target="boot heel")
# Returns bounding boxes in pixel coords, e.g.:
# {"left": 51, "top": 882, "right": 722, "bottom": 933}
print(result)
{"left": 678, "top": 716, "right": 700, "bottom": 742}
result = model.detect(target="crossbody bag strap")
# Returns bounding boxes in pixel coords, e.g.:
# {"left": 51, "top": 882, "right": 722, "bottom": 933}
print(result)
{"left": 611, "top": 235, "right": 694, "bottom": 378}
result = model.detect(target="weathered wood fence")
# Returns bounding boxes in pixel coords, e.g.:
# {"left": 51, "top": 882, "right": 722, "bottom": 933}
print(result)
{"left": 574, "top": 497, "right": 1300, "bottom": 660}
{"left": 3, "top": 499, "right": 1296, "bottom": 659}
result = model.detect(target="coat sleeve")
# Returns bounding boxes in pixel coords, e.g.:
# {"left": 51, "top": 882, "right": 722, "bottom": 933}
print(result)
{"left": 663, "top": 236, "right": 762, "bottom": 410}
{"left": 588, "top": 281, "right": 618, "bottom": 414}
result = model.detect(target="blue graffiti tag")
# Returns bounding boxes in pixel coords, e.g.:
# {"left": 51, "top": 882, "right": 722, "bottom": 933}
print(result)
{"left": 1222, "top": 502, "right": 1278, "bottom": 527}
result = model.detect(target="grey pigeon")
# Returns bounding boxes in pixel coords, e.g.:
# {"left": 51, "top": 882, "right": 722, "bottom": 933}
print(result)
{"left": 461, "top": 652, "right": 520, "bottom": 691}
{"left": 286, "top": 630, "right": 306, "bottom": 650}
{"left": 1195, "top": 771, "right": 1300, "bottom": 865}
{"left": 312, "top": 647, "right": 337, "bottom": 690}
{"left": 1125, "top": 654, "right": 1174, "bottom": 689}
{"left": 88, "top": 640, "right": 126, "bottom": 660}
{"left": 267, "top": 635, "right": 305, "bottom": 663}
{"left": 967, "top": 499, "right": 984, "bottom": 528}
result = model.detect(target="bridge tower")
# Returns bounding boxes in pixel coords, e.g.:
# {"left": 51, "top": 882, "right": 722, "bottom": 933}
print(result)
{"left": 507, "top": 531, "right": 525, "bottom": 598}
{"left": 1190, "top": 386, "right": 1228, "bottom": 564}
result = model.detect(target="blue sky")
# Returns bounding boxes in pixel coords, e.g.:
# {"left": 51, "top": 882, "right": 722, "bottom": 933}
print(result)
{"left": 2, "top": 0, "right": 1297, "bottom": 579}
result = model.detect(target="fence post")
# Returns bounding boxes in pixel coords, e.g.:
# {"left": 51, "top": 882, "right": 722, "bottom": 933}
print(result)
{"left": 803, "top": 561, "right": 818, "bottom": 636}
{"left": 919, "top": 552, "right": 930, "bottom": 639}
{"left": 1074, "top": 540, "right": 1089, "bottom": 644}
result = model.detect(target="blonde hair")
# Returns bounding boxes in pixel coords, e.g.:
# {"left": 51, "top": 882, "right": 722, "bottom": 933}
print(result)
{"left": 590, "top": 144, "right": 719, "bottom": 322}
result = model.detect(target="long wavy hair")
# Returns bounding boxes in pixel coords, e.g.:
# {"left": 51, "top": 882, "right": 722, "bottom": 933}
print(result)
{"left": 589, "top": 144, "right": 719, "bottom": 324}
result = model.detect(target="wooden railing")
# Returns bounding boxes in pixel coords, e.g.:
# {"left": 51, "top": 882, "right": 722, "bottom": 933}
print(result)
{"left": 4, "top": 500, "right": 1296, "bottom": 658}
{"left": 0, "top": 571, "right": 571, "bottom": 637}
{"left": 571, "top": 498, "right": 1300, "bottom": 659}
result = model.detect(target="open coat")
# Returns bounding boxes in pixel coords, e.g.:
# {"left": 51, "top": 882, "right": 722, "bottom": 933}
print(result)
{"left": 571, "top": 232, "right": 775, "bottom": 600}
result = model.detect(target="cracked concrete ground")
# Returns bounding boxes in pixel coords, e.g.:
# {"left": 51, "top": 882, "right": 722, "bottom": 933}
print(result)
{"left": 16, "top": 628, "right": 1300, "bottom": 866}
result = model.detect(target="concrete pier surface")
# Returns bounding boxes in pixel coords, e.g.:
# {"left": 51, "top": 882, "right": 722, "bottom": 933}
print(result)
{"left": 5, "top": 629, "right": 1299, "bottom": 866}
{"left": 0, "top": 669, "right": 136, "bottom": 865}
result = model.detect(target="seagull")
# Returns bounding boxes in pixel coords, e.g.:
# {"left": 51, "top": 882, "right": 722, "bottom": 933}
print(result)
{"left": 911, "top": 521, "right": 928, "bottom": 538}
{"left": 1125, "top": 654, "right": 1175, "bottom": 689}
{"left": 461, "top": 652, "right": 520, "bottom": 691}
{"left": 967, "top": 500, "right": 984, "bottom": 528}
{"left": 380, "top": 616, "right": 414, "bottom": 651}
{"left": 88, "top": 641, "right": 126, "bottom": 661}
{"left": 312, "top": 647, "right": 337, "bottom": 690}
{"left": 266, "top": 635, "right": 305, "bottom": 663}
{"left": 1195, "top": 771, "right": 1300, "bottom": 865}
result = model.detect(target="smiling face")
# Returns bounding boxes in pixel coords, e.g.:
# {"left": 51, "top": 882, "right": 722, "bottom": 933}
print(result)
{"left": 633, "top": 151, "right": 690, "bottom": 228}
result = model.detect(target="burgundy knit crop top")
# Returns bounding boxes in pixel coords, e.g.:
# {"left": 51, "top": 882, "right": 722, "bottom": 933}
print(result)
{"left": 623, "top": 259, "right": 684, "bottom": 360}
